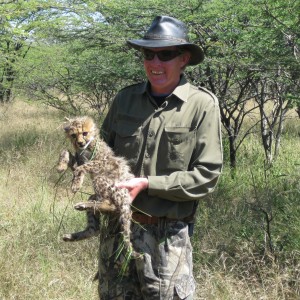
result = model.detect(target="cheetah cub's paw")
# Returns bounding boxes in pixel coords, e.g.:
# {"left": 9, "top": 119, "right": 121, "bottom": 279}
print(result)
{"left": 71, "top": 169, "right": 85, "bottom": 193}
{"left": 62, "top": 233, "right": 75, "bottom": 242}
{"left": 74, "top": 202, "right": 90, "bottom": 211}
{"left": 74, "top": 201, "right": 117, "bottom": 212}
{"left": 57, "top": 150, "right": 70, "bottom": 173}
{"left": 71, "top": 180, "right": 81, "bottom": 193}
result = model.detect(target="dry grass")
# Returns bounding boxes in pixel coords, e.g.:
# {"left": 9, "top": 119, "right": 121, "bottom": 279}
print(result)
{"left": 0, "top": 100, "right": 299, "bottom": 299}
{"left": 194, "top": 249, "right": 300, "bottom": 299}
{"left": 0, "top": 100, "right": 98, "bottom": 299}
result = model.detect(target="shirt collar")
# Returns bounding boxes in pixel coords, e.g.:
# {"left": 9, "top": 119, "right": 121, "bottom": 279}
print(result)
{"left": 141, "top": 76, "right": 190, "bottom": 103}
{"left": 172, "top": 76, "right": 190, "bottom": 102}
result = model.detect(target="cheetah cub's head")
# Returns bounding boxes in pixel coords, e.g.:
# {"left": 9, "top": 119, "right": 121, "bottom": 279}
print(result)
{"left": 63, "top": 116, "right": 98, "bottom": 151}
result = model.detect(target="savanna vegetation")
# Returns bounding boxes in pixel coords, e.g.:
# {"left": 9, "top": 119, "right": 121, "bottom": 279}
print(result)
{"left": 0, "top": 0, "right": 299, "bottom": 299}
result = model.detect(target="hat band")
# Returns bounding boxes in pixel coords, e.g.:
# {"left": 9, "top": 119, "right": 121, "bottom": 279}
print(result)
{"left": 144, "top": 34, "right": 187, "bottom": 43}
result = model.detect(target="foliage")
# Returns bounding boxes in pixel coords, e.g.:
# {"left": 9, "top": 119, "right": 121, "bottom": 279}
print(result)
{"left": 2, "top": 0, "right": 299, "bottom": 168}
{"left": 0, "top": 0, "right": 66, "bottom": 103}
{"left": 184, "top": 0, "right": 300, "bottom": 167}
{"left": 17, "top": 42, "right": 142, "bottom": 115}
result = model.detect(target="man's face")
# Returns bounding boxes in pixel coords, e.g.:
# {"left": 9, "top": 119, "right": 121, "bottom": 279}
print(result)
{"left": 143, "top": 47, "right": 190, "bottom": 96}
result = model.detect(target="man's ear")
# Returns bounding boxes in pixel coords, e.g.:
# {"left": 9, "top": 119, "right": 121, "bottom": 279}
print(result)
{"left": 181, "top": 51, "right": 191, "bottom": 67}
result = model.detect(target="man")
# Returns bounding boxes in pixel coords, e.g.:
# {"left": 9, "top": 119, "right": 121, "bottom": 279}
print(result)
{"left": 99, "top": 15, "right": 223, "bottom": 299}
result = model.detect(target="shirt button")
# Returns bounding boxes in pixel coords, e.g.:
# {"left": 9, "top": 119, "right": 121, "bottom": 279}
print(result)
{"left": 148, "top": 131, "right": 154, "bottom": 137}
{"left": 169, "top": 152, "right": 177, "bottom": 160}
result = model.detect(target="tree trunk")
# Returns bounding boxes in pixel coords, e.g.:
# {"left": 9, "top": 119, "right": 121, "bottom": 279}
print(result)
{"left": 229, "top": 134, "right": 236, "bottom": 170}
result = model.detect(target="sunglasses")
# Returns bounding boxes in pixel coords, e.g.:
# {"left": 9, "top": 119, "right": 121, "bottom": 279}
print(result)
{"left": 142, "top": 49, "right": 183, "bottom": 62}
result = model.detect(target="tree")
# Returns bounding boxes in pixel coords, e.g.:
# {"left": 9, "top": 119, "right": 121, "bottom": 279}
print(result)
{"left": 0, "top": 2, "right": 30, "bottom": 102}
{"left": 180, "top": 0, "right": 261, "bottom": 169}
{"left": 7, "top": 0, "right": 299, "bottom": 168}
{"left": 19, "top": 42, "right": 142, "bottom": 115}
{"left": 0, "top": 0, "right": 63, "bottom": 103}
{"left": 185, "top": 0, "right": 299, "bottom": 167}
{"left": 244, "top": 0, "right": 300, "bottom": 164}
{"left": 15, "top": 0, "right": 147, "bottom": 113}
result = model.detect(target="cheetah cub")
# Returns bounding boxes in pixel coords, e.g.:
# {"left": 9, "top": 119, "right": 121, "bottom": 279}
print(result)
{"left": 57, "top": 116, "right": 138, "bottom": 257}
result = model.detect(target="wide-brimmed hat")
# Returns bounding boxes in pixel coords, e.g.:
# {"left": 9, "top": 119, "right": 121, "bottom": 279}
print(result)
{"left": 127, "top": 16, "right": 204, "bottom": 65}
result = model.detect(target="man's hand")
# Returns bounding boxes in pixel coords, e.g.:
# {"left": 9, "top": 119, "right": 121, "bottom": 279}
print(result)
{"left": 115, "top": 178, "right": 149, "bottom": 202}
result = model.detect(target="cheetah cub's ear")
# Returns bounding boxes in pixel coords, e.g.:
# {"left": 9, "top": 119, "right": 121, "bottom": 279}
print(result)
{"left": 63, "top": 124, "right": 71, "bottom": 133}
{"left": 62, "top": 117, "right": 72, "bottom": 133}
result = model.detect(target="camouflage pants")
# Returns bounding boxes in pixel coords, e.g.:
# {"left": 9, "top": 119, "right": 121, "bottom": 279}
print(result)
{"left": 98, "top": 218, "right": 195, "bottom": 300}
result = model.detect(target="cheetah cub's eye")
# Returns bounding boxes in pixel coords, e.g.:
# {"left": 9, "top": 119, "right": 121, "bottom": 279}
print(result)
{"left": 83, "top": 132, "right": 88, "bottom": 136}
{"left": 71, "top": 134, "right": 77, "bottom": 138}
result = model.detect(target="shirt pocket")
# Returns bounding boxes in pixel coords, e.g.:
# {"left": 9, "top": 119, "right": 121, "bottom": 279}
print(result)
{"left": 114, "top": 121, "right": 141, "bottom": 166}
{"left": 162, "top": 127, "right": 195, "bottom": 171}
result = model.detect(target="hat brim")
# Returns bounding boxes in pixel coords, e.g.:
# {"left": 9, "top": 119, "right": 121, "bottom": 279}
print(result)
{"left": 127, "top": 39, "right": 204, "bottom": 65}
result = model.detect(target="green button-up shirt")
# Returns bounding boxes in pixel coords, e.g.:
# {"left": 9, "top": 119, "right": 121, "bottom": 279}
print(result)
{"left": 101, "top": 76, "right": 223, "bottom": 219}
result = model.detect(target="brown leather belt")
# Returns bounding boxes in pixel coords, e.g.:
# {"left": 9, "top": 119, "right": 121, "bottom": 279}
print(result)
{"left": 132, "top": 212, "right": 159, "bottom": 224}
{"left": 132, "top": 212, "right": 179, "bottom": 224}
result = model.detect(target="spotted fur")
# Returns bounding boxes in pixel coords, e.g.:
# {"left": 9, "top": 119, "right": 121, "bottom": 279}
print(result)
{"left": 57, "top": 116, "right": 138, "bottom": 257}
